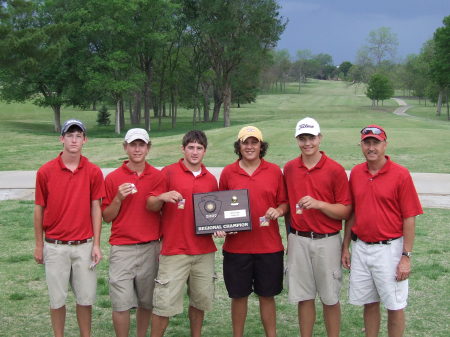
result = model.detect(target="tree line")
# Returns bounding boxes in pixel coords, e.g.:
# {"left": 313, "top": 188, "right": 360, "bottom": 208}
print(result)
{"left": 0, "top": 0, "right": 286, "bottom": 133}
{"left": 263, "top": 22, "right": 450, "bottom": 115}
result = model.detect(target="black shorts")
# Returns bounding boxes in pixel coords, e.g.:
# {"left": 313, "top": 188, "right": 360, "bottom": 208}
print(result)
{"left": 222, "top": 250, "right": 284, "bottom": 298}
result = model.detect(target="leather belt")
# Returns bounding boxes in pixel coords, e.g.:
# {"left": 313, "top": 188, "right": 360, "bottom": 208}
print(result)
{"left": 45, "top": 237, "right": 93, "bottom": 245}
{"left": 359, "top": 237, "right": 401, "bottom": 245}
{"left": 290, "top": 228, "right": 340, "bottom": 239}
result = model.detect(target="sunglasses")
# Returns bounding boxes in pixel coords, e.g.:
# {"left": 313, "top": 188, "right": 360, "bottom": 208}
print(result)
{"left": 360, "top": 127, "right": 385, "bottom": 136}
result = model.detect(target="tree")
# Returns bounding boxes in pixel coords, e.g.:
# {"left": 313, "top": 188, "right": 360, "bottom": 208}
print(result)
{"left": 338, "top": 61, "right": 353, "bottom": 79}
{"left": 430, "top": 15, "right": 450, "bottom": 117}
{"left": 96, "top": 105, "right": 111, "bottom": 126}
{"left": 271, "top": 49, "right": 291, "bottom": 92}
{"left": 366, "top": 27, "right": 398, "bottom": 66}
{"left": 188, "top": 0, "right": 286, "bottom": 127}
{"left": 366, "top": 73, "right": 394, "bottom": 106}
{"left": 0, "top": 0, "right": 78, "bottom": 132}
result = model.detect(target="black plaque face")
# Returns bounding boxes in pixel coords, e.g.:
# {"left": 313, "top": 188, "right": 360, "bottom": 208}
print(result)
{"left": 193, "top": 189, "right": 251, "bottom": 234}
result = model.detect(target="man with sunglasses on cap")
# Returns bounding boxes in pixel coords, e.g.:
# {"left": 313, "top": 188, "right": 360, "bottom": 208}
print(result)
{"left": 34, "top": 119, "right": 105, "bottom": 337}
{"left": 283, "top": 117, "right": 351, "bottom": 337}
{"left": 342, "top": 125, "right": 423, "bottom": 337}
{"left": 102, "top": 128, "right": 165, "bottom": 337}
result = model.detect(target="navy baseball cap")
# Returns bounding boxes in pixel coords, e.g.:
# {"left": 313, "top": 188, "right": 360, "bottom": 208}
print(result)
{"left": 61, "top": 119, "right": 86, "bottom": 135}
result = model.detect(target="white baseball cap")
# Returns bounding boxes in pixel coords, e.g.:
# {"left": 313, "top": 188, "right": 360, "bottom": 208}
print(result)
{"left": 294, "top": 117, "right": 320, "bottom": 137}
{"left": 124, "top": 128, "right": 150, "bottom": 144}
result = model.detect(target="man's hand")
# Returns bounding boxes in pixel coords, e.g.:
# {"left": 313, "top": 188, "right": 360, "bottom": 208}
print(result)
{"left": 116, "top": 183, "right": 134, "bottom": 201}
{"left": 34, "top": 245, "right": 44, "bottom": 264}
{"left": 298, "top": 196, "right": 323, "bottom": 210}
{"left": 341, "top": 246, "right": 351, "bottom": 270}
{"left": 265, "top": 207, "right": 282, "bottom": 220}
{"left": 213, "top": 231, "right": 227, "bottom": 238}
{"left": 91, "top": 244, "right": 102, "bottom": 265}
{"left": 396, "top": 256, "right": 411, "bottom": 281}
{"left": 158, "top": 191, "right": 183, "bottom": 204}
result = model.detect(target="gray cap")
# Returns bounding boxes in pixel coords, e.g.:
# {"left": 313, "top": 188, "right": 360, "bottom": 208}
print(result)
{"left": 61, "top": 119, "right": 86, "bottom": 135}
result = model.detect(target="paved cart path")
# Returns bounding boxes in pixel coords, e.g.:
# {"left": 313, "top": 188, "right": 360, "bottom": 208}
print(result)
{"left": 0, "top": 169, "right": 449, "bottom": 209}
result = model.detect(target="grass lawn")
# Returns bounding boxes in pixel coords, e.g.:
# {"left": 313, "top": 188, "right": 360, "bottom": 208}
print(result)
{"left": 0, "top": 80, "right": 449, "bottom": 336}
{"left": 0, "top": 200, "right": 448, "bottom": 336}
{"left": 0, "top": 79, "right": 449, "bottom": 172}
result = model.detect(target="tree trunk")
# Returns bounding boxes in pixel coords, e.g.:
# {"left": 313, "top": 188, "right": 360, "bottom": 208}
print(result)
{"left": 193, "top": 105, "right": 198, "bottom": 126}
{"left": 446, "top": 89, "right": 449, "bottom": 120}
{"left": 120, "top": 100, "right": 125, "bottom": 130}
{"left": 115, "top": 99, "right": 121, "bottom": 134}
{"left": 142, "top": 58, "right": 152, "bottom": 131}
{"left": 52, "top": 105, "right": 62, "bottom": 133}
{"left": 171, "top": 88, "right": 177, "bottom": 129}
{"left": 131, "top": 91, "right": 141, "bottom": 125}
{"left": 436, "top": 89, "right": 443, "bottom": 116}
{"left": 212, "top": 84, "right": 223, "bottom": 122}
{"left": 201, "top": 82, "right": 211, "bottom": 122}
{"left": 223, "top": 83, "right": 231, "bottom": 127}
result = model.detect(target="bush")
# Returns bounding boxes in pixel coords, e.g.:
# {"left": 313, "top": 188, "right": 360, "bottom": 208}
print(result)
{"left": 96, "top": 105, "right": 111, "bottom": 126}
{"left": 366, "top": 73, "right": 394, "bottom": 106}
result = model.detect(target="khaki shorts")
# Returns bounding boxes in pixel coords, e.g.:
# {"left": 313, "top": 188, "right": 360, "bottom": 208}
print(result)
{"left": 44, "top": 240, "right": 96, "bottom": 309}
{"left": 109, "top": 241, "right": 160, "bottom": 311}
{"left": 152, "top": 253, "right": 216, "bottom": 317}
{"left": 349, "top": 237, "right": 408, "bottom": 310}
{"left": 287, "top": 233, "right": 342, "bottom": 305}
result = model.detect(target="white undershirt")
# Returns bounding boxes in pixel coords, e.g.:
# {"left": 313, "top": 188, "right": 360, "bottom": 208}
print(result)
{"left": 192, "top": 169, "right": 201, "bottom": 177}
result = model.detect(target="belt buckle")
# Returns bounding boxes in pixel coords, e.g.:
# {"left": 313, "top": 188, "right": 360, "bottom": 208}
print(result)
{"left": 310, "top": 232, "right": 315, "bottom": 239}
{"left": 67, "top": 240, "right": 75, "bottom": 245}
{"left": 386, "top": 239, "right": 392, "bottom": 245}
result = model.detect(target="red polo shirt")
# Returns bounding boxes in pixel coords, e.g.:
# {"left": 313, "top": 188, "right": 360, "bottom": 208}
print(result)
{"left": 102, "top": 161, "right": 164, "bottom": 245}
{"left": 219, "top": 159, "right": 287, "bottom": 254}
{"left": 160, "top": 159, "right": 218, "bottom": 255}
{"left": 349, "top": 156, "right": 423, "bottom": 242}
{"left": 35, "top": 153, "right": 105, "bottom": 241}
{"left": 283, "top": 152, "right": 351, "bottom": 233}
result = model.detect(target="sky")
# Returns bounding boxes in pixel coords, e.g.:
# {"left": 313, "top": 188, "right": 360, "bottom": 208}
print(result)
{"left": 276, "top": 0, "right": 450, "bottom": 65}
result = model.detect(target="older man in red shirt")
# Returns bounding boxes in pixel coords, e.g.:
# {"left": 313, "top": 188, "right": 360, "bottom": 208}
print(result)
{"left": 342, "top": 125, "right": 423, "bottom": 337}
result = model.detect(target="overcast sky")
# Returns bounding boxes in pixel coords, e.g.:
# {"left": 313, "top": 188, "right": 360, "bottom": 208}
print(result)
{"left": 276, "top": 0, "right": 450, "bottom": 65}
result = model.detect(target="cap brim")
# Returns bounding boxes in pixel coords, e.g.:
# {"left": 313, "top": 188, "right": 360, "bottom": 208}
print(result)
{"left": 361, "top": 134, "right": 385, "bottom": 141}
{"left": 126, "top": 136, "right": 149, "bottom": 144}
{"left": 240, "top": 135, "right": 262, "bottom": 142}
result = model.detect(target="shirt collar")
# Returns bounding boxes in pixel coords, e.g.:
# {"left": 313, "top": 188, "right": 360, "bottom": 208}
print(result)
{"left": 57, "top": 152, "right": 86, "bottom": 171}
{"left": 178, "top": 158, "right": 207, "bottom": 176}
{"left": 297, "top": 151, "right": 327, "bottom": 170}
{"left": 363, "top": 156, "right": 391, "bottom": 176}
{"left": 233, "top": 158, "right": 268, "bottom": 176}
{"left": 121, "top": 160, "right": 151, "bottom": 175}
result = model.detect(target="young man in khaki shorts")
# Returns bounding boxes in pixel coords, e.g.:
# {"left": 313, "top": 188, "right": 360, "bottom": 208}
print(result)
{"left": 283, "top": 117, "right": 351, "bottom": 337}
{"left": 34, "top": 119, "right": 105, "bottom": 337}
{"left": 147, "top": 130, "right": 219, "bottom": 337}
{"left": 102, "top": 128, "right": 165, "bottom": 337}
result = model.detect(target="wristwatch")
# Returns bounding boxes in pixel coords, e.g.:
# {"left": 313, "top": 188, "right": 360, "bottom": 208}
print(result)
{"left": 402, "top": 251, "right": 412, "bottom": 258}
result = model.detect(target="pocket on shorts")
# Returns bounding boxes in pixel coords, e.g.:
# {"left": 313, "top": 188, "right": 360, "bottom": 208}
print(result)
{"left": 332, "top": 269, "right": 343, "bottom": 294}
{"left": 153, "top": 278, "right": 170, "bottom": 308}
{"left": 395, "top": 280, "right": 408, "bottom": 304}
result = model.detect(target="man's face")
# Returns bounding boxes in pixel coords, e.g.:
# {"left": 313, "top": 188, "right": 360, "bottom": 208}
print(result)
{"left": 60, "top": 131, "right": 86, "bottom": 153}
{"left": 124, "top": 140, "right": 149, "bottom": 163}
{"left": 296, "top": 134, "right": 321, "bottom": 156}
{"left": 361, "top": 137, "right": 387, "bottom": 163}
{"left": 239, "top": 137, "right": 261, "bottom": 161}
{"left": 182, "top": 141, "right": 206, "bottom": 167}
